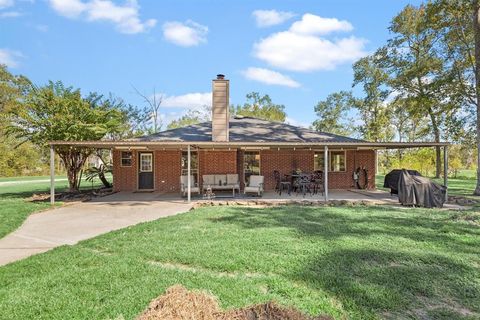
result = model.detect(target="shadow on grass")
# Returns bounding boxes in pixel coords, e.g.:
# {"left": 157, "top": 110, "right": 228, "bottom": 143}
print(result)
{"left": 211, "top": 206, "right": 480, "bottom": 252}
{"left": 296, "top": 248, "right": 479, "bottom": 319}
{"left": 209, "top": 206, "right": 480, "bottom": 319}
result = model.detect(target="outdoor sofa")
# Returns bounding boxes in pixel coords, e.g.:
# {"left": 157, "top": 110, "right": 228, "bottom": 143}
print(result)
{"left": 202, "top": 174, "right": 240, "bottom": 196}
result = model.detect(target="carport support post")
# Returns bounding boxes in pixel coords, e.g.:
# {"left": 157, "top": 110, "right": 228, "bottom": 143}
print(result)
{"left": 50, "top": 145, "right": 55, "bottom": 205}
{"left": 187, "top": 144, "right": 191, "bottom": 203}
{"left": 324, "top": 146, "right": 328, "bottom": 202}
{"left": 444, "top": 145, "right": 448, "bottom": 202}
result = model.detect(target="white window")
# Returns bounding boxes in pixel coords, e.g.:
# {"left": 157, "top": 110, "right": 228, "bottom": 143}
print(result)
{"left": 140, "top": 153, "right": 153, "bottom": 172}
{"left": 313, "top": 150, "right": 346, "bottom": 172}
{"left": 121, "top": 151, "right": 132, "bottom": 167}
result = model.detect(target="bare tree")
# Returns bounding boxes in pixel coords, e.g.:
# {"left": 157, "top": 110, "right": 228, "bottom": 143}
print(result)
{"left": 133, "top": 86, "right": 163, "bottom": 133}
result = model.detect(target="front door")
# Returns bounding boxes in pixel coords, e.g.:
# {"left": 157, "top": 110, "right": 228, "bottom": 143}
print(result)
{"left": 138, "top": 152, "right": 154, "bottom": 190}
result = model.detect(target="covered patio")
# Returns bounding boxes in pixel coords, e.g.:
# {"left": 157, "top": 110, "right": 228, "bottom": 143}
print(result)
{"left": 48, "top": 140, "right": 450, "bottom": 205}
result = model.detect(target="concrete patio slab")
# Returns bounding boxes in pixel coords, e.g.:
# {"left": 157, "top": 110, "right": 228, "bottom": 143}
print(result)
{"left": 0, "top": 192, "right": 192, "bottom": 266}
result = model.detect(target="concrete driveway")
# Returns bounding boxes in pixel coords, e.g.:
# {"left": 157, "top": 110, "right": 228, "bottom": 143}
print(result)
{"left": 0, "top": 192, "right": 192, "bottom": 266}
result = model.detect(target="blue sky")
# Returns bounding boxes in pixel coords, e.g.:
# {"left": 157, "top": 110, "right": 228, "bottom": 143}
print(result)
{"left": 1, "top": 0, "right": 422, "bottom": 128}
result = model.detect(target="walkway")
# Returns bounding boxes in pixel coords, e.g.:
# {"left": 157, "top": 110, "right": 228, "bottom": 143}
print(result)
{"left": 0, "top": 193, "right": 192, "bottom": 266}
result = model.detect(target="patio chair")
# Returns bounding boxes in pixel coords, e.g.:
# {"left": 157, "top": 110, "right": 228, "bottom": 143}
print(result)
{"left": 244, "top": 175, "right": 264, "bottom": 197}
{"left": 273, "top": 170, "right": 291, "bottom": 195}
{"left": 180, "top": 175, "right": 200, "bottom": 197}
{"left": 296, "top": 174, "right": 313, "bottom": 197}
{"left": 312, "top": 171, "right": 324, "bottom": 196}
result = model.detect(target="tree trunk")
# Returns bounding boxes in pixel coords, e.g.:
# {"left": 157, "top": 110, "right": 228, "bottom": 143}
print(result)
{"left": 98, "top": 169, "right": 112, "bottom": 188}
{"left": 474, "top": 0, "right": 480, "bottom": 195}
{"left": 59, "top": 149, "right": 90, "bottom": 193}
{"left": 430, "top": 114, "right": 442, "bottom": 178}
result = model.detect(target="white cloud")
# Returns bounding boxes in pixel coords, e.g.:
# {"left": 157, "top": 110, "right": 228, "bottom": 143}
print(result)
{"left": 253, "top": 13, "right": 367, "bottom": 72}
{"left": 242, "top": 67, "right": 300, "bottom": 88}
{"left": 162, "top": 92, "right": 211, "bottom": 108}
{"left": 252, "top": 9, "right": 295, "bottom": 27}
{"left": 0, "top": 0, "right": 14, "bottom": 9}
{"left": 48, "top": 0, "right": 156, "bottom": 34}
{"left": 162, "top": 20, "right": 208, "bottom": 47}
{"left": 0, "top": 10, "right": 21, "bottom": 18}
{"left": 49, "top": 0, "right": 86, "bottom": 18}
{"left": 289, "top": 13, "right": 353, "bottom": 35}
{"left": 0, "top": 49, "right": 23, "bottom": 68}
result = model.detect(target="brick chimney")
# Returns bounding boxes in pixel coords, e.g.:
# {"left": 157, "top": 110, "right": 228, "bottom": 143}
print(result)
{"left": 211, "top": 74, "right": 229, "bottom": 142}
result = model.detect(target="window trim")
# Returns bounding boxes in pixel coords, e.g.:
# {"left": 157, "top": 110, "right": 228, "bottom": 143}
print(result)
{"left": 181, "top": 150, "right": 199, "bottom": 183}
{"left": 243, "top": 151, "right": 261, "bottom": 185}
{"left": 329, "top": 150, "right": 347, "bottom": 172}
{"left": 139, "top": 153, "right": 153, "bottom": 172}
{"left": 313, "top": 150, "right": 347, "bottom": 173}
{"left": 120, "top": 151, "right": 133, "bottom": 167}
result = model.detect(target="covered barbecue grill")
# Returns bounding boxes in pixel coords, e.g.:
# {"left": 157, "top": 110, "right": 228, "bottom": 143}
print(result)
{"left": 384, "top": 169, "right": 422, "bottom": 195}
{"left": 397, "top": 169, "right": 447, "bottom": 208}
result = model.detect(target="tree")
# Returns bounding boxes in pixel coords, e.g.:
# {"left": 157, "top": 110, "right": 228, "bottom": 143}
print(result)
{"left": 312, "top": 91, "right": 354, "bottom": 135}
{"left": 133, "top": 86, "right": 163, "bottom": 133}
{"left": 6, "top": 81, "right": 127, "bottom": 192}
{"left": 377, "top": 4, "right": 459, "bottom": 178}
{"left": 426, "top": 0, "right": 479, "bottom": 191}
{"left": 231, "top": 92, "right": 286, "bottom": 122}
{"left": 352, "top": 55, "right": 394, "bottom": 142}
{"left": 474, "top": 0, "right": 480, "bottom": 194}
{"left": 167, "top": 106, "right": 211, "bottom": 129}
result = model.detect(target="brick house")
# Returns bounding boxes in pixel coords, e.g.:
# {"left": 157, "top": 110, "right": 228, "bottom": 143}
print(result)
{"left": 49, "top": 74, "right": 449, "bottom": 203}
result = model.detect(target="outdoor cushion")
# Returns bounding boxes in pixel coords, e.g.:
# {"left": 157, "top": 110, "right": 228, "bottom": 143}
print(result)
{"left": 226, "top": 174, "right": 239, "bottom": 185}
{"left": 180, "top": 175, "right": 195, "bottom": 186}
{"left": 249, "top": 175, "right": 264, "bottom": 188}
{"left": 180, "top": 175, "right": 199, "bottom": 195}
{"left": 215, "top": 175, "right": 227, "bottom": 186}
{"left": 203, "top": 175, "right": 215, "bottom": 186}
{"left": 244, "top": 186, "right": 261, "bottom": 193}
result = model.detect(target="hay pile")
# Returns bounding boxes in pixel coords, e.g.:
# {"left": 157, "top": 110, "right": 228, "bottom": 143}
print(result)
{"left": 136, "top": 285, "right": 332, "bottom": 320}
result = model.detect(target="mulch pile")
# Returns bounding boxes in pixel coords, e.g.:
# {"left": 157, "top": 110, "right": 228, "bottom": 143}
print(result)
{"left": 136, "top": 285, "right": 332, "bottom": 320}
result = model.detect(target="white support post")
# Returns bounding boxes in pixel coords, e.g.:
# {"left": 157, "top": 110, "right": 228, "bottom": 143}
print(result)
{"left": 187, "top": 144, "right": 191, "bottom": 203}
{"left": 444, "top": 145, "right": 448, "bottom": 201}
{"left": 50, "top": 145, "right": 55, "bottom": 205}
{"left": 324, "top": 146, "right": 328, "bottom": 202}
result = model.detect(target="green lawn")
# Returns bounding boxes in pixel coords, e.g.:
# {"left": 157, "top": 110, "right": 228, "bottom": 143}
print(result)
{"left": 0, "top": 176, "right": 109, "bottom": 239}
{"left": 0, "top": 205, "right": 479, "bottom": 319}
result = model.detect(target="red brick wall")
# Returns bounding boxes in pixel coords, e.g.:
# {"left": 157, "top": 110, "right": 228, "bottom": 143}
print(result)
{"left": 260, "top": 149, "right": 314, "bottom": 190}
{"left": 112, "top": 148, "right": 376, "bottom": 192}
{"left": 112, "top": 150, "right": 137, "bottom": 192}
{"left": 199, "top": 150, "right": 237, "bottom": 176}
{"left": 155, "top": 150, "right": 182, "bottom": 193}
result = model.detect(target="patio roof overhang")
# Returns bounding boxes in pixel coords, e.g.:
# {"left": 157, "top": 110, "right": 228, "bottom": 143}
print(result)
{"left": 49, "top": 140, "right": 450, "bottom": 150}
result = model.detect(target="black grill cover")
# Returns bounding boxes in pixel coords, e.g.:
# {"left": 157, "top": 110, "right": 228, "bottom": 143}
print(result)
{"left": 397, "top": 169, "right": 446, "bottom": 208}
{"left": 384, "top": 169, "right": 422, "bottom": 194}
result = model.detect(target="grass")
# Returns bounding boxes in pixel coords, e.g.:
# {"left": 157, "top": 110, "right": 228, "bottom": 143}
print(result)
{"left": 0, "top": 175, "right": 109, "bottom": 239}
{"left": 0, "top": 205, "right": 479, "bottom": 319}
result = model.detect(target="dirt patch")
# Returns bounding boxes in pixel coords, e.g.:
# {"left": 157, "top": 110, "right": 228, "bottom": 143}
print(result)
{"left": 137, "top": 285, "right": 332, "bottom": 320}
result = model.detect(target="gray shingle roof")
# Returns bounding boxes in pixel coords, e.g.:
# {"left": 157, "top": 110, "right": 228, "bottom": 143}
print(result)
{"left": 128, "top": 116, "right": 365, "bottom": 143}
